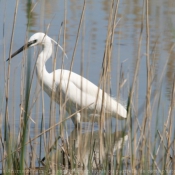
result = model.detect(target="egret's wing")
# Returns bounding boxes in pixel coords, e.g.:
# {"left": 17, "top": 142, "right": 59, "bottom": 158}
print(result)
{"left": 56, "top": 70, "right": 103, "bottom": 99}
{"left": 59, "top": 80, "right": 100, "bottom": 110}
{"left": 54, "top": 70, "right": 127, "bottom": 119}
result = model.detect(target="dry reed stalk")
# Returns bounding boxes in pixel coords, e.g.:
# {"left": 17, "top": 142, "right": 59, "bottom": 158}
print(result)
{"left": 77, "top": 7, "right": 86, "bottom": 171}
{"left": 86, "top": 8, "right": 121, "bottom": 170}
{"left": 5, "top": 0, "right": 19, "bottom": 140}
{"left": 156, "top": 44, "right": 175, "bottom": 170}
{"left": 43, "top": 15, "right": 68, "bottom": 170}
{"left": 127, "top": 0, "right": 144, "bottom": 171}
{"left": 78, "top": 1, "right": 127, "bottom": 172}
{"left": 137, "top": 118, "right": 161, "bottom": 173}
{"left": 49, "top": 21, "right": 64, "bottom": 171}
{"left": 2, "top": 1, "right": 7, "bottom": 172}
{"left": 20, "top": 1, "right": 44, "bottom": 171}
{"left": 57, "top": 7, "right": 87, "bottom": 169}
{"left": 56, "top": 0, "right": 67, "bottom": 145}
{"left": 109, "top": 1, "right": 122, "bottom": 172}
{"left": 48, "top": 22, "right": 63, "bottom": 158}
{"left": 141, "top": 0, "right": 151, "bottom": 169}
{"left": 165, "top": 74, "right": 175, "bottom": 166}
{"left": 62, "top": 0, "right": 86, "bottom": 107}
{"left": 12, "top": 1, "right": 38, "bottom": 171}
{"left": 30, "top": 24, "right": 41, "bottom": 175}
{"left": 92, "top": 0, "right": 120, "bottom": 168}
{"left": 57, "top": 22, "right": 66, "bottom": 151}
{"left": 57, "top": 0, "right": 86, "bottom": 171}
{"left": 3, "top": 0, "right": 19, "bottom": 173}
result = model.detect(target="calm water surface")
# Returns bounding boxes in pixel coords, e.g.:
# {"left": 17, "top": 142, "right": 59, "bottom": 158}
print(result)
{"left": 0, "top": 0, "right": 175, "bottom": 139}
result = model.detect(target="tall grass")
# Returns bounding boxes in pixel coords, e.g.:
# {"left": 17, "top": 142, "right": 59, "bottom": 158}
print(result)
{"left": 1, "top": 0, "right": 175, "bottom": 174}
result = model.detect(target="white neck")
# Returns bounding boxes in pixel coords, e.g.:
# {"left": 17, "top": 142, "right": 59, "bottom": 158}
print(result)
{"left": 36, "top": 39, "right": 52, "bottom": 86}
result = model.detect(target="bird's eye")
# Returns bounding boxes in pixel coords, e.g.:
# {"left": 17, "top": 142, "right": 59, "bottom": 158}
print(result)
{"left": 34, "top": 39, "right": 37, "bottom": 43}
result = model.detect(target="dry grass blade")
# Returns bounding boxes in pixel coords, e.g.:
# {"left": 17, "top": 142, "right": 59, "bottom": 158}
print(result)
{"left": 63, "top": 0, "right": 86, "bottom": 109}
{"left": 4, "top": 0, "right": 19, "bottom": 142}
{"left": 127, "top": 0, "right": 145, "bottom": 170}
{"left": 165, "top": 73, "right": 175, "bottom": 165}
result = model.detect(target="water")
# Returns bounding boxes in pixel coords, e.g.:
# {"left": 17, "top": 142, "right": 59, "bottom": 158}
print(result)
{"left": 0, "top": 0, "right": 175, "bottom": 171}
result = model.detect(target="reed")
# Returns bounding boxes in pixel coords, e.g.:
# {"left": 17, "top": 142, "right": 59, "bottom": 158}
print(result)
{"left": 1, "top": 0, "right": 175, "bottom": 174}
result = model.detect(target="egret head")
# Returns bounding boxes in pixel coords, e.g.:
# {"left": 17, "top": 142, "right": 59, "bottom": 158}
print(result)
{"left": 7, "top": 32, "right": 67, "bottom": 61}
{"left": 28, "top": 32, "right": 51, "bottom": 47}
{"left": 7, "top": 32, "right": 53, "bottom": 61}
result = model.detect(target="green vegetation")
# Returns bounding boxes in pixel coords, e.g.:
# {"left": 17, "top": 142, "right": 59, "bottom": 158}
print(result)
{"left": 1, "top": 0, "right": 175, "bottom": 174}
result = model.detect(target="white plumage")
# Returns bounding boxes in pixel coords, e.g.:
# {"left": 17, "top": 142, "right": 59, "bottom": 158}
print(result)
{"left": 8, "top": 32, "right": 127, "bottom": 126}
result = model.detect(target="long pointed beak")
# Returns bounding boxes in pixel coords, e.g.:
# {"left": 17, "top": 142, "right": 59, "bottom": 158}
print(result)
{"left": 7, "top": 40, "right": 37, "bottom": 61}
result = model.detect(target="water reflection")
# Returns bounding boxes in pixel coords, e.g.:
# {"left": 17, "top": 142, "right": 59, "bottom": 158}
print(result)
{"left": 22, "top": 1, "right": 37, "bottom": 28}
{"left": 42, "top": 128, "right": 128, "bottom": 173}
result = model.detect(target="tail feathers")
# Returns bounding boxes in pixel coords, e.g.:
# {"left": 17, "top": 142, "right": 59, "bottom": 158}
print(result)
{"left": 104, "top": 96, "right": 127, "bottom": 119}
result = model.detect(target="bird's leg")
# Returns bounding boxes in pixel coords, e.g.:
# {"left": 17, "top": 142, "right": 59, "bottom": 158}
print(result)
{"left": 71, "top": 112, "right": 81, "bottom": 129}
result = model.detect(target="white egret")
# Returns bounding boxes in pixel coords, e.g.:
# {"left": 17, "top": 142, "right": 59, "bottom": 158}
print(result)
{"left": 7, "top": 33, "right": 127, "bottom": 126}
